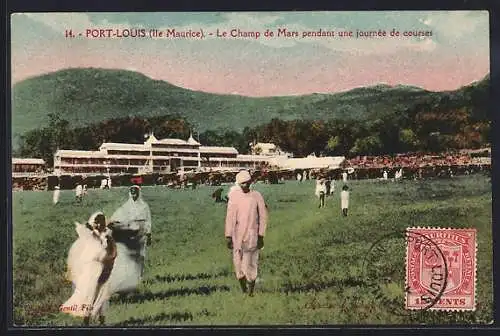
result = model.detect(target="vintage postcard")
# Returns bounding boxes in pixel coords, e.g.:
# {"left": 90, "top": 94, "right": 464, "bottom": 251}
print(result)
{"left": 10, "top": 11, "right": 492, "bottom": 326}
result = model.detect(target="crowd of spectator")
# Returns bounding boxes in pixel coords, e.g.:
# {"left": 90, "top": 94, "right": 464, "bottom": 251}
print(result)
{"left": 345, "top": 152, "right": 477, "bottom": 170}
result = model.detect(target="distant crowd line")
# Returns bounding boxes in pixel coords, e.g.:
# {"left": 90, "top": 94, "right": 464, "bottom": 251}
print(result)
{"left": 12, "top": 151, "right": 490, "bottom": 191}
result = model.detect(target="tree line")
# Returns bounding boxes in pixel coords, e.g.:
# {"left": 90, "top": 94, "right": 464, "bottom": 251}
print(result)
{"left": 15, "top": 106, "right": 490, "bottom": 166}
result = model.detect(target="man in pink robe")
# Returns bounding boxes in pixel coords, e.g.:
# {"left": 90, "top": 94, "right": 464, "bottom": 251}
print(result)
{"left": 225, "top": 170, "right": 268, "bottom": 297}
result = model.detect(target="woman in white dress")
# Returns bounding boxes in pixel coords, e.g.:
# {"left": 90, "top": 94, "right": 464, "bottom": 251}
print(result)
{"left": 52, "top": 185, "right": 60, "bottom": 205}
{"left": 341, "top": 185, "right": 350, "bottom": 216}
{"left": 61, "top": 211, "right": 116, "bottom": 325}
{"left": 89, "top": 186, "right": 152, "bottom": 319}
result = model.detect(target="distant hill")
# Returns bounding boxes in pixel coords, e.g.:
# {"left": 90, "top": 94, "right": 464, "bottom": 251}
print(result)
{"left": 11, "top": 68, "right": 490, "bottom": 149}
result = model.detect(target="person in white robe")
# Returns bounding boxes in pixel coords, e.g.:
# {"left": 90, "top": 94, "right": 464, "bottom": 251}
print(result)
{"left": 75, "top": 183, "right": 83, "bottom": 202}
{"left": 341, "top": 185, "right": 350, "bottom": 216}
{"left": 106, "top": 185, "right": 152, "bottom": 292}
{"left": 225, "top": 170, "right": 268, "bottom": 297}
{"left": 53, "top": 185, "right": 60, "bottom": 205}
{"left": 394, "top": 168, "right": 403, "bottom": 181}
{"left": 382, "top": 170, "right": 388, "bottom": 180}
{"left": 61, "top": 211, "right": 116, "bottom": 325}
{"left": 100, "top": 179, "right": 108, "bottom": 189}
{"left": 342, "top": 171, "right": 348, "bottom": 183}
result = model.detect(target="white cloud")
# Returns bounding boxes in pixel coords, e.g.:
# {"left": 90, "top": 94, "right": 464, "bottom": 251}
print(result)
{"left": 422, "top": 10, "right": 488, "bottom": 40}
{"left": 24, "top": 12, "right": 94, "bottom": 33}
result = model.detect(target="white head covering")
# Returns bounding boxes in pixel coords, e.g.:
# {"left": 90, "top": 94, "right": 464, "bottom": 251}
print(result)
{"left": 235, "top": 170, "right": 252, "bottom": 185}
{"left": 88, "top": 211, "right": 105, "bottom": 230}
{"left": 110, "top": 187, "right": 151, "bottom": 234}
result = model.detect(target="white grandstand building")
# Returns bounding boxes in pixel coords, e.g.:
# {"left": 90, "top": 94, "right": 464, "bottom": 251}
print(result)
{"left": 51, "top": 135, "right": 345, "bottom": 176}
{"left": 12, "top": 158, "right": 47, "bottom": 177}
{"left": 53, "top": 134, "right": 278, "bottom": 175}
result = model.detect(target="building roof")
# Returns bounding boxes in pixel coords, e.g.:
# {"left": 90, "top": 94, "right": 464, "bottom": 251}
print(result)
{"left": 55, "top": 150, "right": 105, "bottom": 158}
{"left": 199, "top": 146, "right": 238, "bottom": 154}
{"left": 254, "top": 142, "right": 277, "bottom": 149}
{"left": 157, "top": 138, "right": 190, "bottom": 145}
{"left": 100, "top": 143, "right": 149, "bottom": 151}
{"left": 12, "top": 158, "right": 45, "bottom": 165}
{"left": 237, "top": 154, "right": 278, "bottom": 160}
{"left": 144, "top": 133, "right": 159, "bottom": 144}
{"left": 187, "top": 134, "right": 201, "bottom": 146}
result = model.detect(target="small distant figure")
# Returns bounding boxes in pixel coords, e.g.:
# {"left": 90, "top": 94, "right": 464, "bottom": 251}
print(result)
{"left": 297, "top": 172, "right": 302, "bottom": 181}
{"left": 382, "top": 170, "right": 388, "bottom": 181}
{"left": 394, "top": 168, "right": 403, "bottom": 181}
{"left": 212, "top": 188, "right": 226, "bottom": 203}
{"left": 83, "top": 184, "right": 88, "bottom": 196}
{"left": 342, "top": 171, "right": 348, "bottom": 183}
{"left": 100, "top": 179, "right": 108, "bottom": 190}
{"left": 75, "top": 183, "right": 83, "bottom": 203}
{"left": 325, "top": 179, "right": 332, "bottom": 195}
{"left": 315, "top": 179, "right": 326, "bottom": 208}
{"left": 53, "top": 185, "right": 61, "bottom": 205}
{"left": 107, "top": 178, "right": 112, "bottom": 189}
{"left": 341, "top": 185, "right": 350, "bottom": 217}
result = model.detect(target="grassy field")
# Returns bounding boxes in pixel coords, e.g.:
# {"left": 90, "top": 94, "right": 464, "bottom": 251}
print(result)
{"left": 12, "top": 174, "right": 493, "bottom": 326}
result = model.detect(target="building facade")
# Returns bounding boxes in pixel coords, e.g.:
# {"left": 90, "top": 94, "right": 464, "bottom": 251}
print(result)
{"left": 12, "top": 158, "right": 47, "bottom": 177}
{"left": 53, "top": 134, "right": 284, "bottom": 176}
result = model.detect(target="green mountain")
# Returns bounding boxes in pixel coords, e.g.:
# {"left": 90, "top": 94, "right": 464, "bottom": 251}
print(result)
{"left": 12, "top": 68, "right": 490, "bottom": 149}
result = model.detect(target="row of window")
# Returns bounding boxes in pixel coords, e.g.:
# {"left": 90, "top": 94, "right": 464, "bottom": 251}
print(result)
{"left": 106, "top": 149, "right": 237, "bottom": 159}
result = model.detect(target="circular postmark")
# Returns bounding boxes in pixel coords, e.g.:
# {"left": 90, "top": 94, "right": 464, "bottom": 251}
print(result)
{"left": 362, "top": 229, "right": 448, "bottom": 317}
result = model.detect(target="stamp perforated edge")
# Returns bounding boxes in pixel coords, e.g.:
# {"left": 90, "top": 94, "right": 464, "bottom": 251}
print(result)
{"left": 404, "top": 227, "right": 477, "bottom": 312}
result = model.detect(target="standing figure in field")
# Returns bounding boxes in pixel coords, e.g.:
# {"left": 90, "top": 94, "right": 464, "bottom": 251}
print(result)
{"left": 75, "top": 183, "right": 83, "bottom": 203}
{"left": 341, "top": 185, "right": 350, "bottom": 217}
{"left": 53, "top": 185, "right": 60, "bottom": 205}
{"left": 325, "top": 179, "right": 332, "bottom": 196}
{"left": 382, "top": 170, "right": 388, "bottom": 181}
{"left": 61, "top": 211, "right": 117, "bottom": 326}
{"left": 394, "top": 168, "right": 403, "bottom": 181}
{"left": 108, "top": 185, "right": 152, "bottom": 281}
{"left": 225, "top": 170, "right": 268, "bottom": 297}
{"left": 100, "top": 178, "right": 108, "bottom": 189}
{"left": 342, "top": 171, "right": 348, "bottom": 183}
{"left": 212, "top": 188, "right": 225, "bottom": 203}
{"left": 315, "top": 179, "right": 326, "bottom": 208}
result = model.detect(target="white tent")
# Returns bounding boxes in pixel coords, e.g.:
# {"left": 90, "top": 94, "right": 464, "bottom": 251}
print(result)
{"left": 269, "top": 155, "right": 345, "bottom": 170}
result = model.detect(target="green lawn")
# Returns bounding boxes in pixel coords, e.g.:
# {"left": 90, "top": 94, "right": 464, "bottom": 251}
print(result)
{"left": 12, "top": 174, "right": 493, "bottom": 326}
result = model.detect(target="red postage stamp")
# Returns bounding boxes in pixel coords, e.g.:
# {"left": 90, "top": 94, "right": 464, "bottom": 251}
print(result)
{"left": 405, "top": 227, "right": 476, "bottom": 311}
